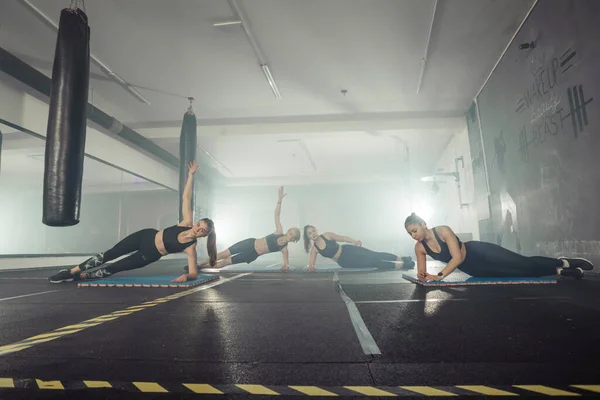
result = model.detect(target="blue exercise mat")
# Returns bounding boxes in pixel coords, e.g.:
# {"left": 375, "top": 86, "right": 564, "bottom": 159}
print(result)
{"left": 201, "top": 265, "right": 293, "bottom": 273}
{"left": 402, "top": 271, "right": 557, "bottom": 286}
{"left": 78, "top": 274, "right": 219, "bottom": 288}
{"left": 305, "top": 266, "right": 377, "bottom": 273}
{"left": 201, "top": 265, "right": 377, "bottom": 273}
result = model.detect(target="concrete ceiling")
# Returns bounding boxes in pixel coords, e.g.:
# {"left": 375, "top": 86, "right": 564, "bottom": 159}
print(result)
{"left": 0, "top": 0, "right": 536, "bottom": 186}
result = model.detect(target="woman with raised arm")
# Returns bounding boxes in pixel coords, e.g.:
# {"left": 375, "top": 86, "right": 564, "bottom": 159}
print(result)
{"left": 303, "top": 225, "right": 414, "bottom": 271}
{"left": 194, "top": 186, "right": 300, "bottom": 272}
{"left": 404, "top": 212, "right": 593, "bottom": 282}
{"left": 49, "top": 161, "right": 217, "bottom": 283}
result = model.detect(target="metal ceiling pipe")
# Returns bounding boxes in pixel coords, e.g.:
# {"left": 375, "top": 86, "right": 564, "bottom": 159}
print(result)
{"left": 416, "top": 0, "right": 438, "bottom": 94}
{"left": 16, "top": 0, "right": 151, "bottom": 105}
{"left": 0, "top": 47, "right": 179, "bottom": 168}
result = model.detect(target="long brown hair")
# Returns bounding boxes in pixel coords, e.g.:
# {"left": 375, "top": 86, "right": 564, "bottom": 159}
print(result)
{"left": 303, "top": 225, "right": 314, "bottom": 253}
{"left": 201, "top": 218, "right": 217, "bottom": 267}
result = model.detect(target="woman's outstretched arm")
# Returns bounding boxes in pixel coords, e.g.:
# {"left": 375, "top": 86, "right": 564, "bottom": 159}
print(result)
{"left": 179, "top": 161, "right": 198, "bottom": 226}
{"left": 274, "top": 186, "right": 286, "bottom": 234}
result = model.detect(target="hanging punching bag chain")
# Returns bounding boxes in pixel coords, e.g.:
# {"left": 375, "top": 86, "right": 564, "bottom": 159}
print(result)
{"left": 187, "top": 97, "right": 195, "bottom": 115}
{"left": 69, "top": 0, "right": 86, "bottom": 13}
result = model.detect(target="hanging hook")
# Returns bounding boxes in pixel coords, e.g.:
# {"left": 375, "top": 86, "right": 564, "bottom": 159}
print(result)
{"left": 187, "top": 97, "right": 195, "bottom": 114}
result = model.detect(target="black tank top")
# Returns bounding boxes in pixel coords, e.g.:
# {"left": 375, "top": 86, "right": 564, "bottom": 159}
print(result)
{"left": 266, "top": 233, "right": 287, "bottom": 252}
{"left": 315, "top": 235, "right": 340, "bottom": 258}
{"left": 163, "top": 225, "right": 197, "bottom": 254}
{"left": 421, "top": 227, "right": 462, "bottom": 263}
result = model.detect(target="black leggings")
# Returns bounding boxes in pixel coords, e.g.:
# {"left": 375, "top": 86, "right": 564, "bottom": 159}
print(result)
{"left": 99, "top": 229, "right": 163, "bottom": 274}
{"left": 459, "top": 241, "right": 562, "bottom": 277}
{"left": 228, "top": 238, "right": 260, "bottom": 264}
{"left": 336, "top": 245, "right": 398, "bottom": 269}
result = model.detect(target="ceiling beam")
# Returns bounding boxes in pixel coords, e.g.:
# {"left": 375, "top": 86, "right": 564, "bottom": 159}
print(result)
{"left": 133, "top": 113, "right": 465, "bottom": 139}
{"left": 221, "top": 173, "right": 407, "bottom": 187}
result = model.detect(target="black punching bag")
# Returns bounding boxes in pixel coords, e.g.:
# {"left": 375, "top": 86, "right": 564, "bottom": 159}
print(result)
{"left": 43, "top": 7, "right": 90, "bottom": 226}
{"left": 0, "top": 129, "right": 3, "bottom": 176}
{"left": 179, "top": 107, "right": 197, "bottom": 222}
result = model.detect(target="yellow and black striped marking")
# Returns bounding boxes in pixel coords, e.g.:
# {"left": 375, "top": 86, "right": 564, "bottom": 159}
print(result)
{"left": 0, "top": 283, "right": 216, "bottom": 357}
{"left": 0, "top": 379, "right": 599, "bottom": 396}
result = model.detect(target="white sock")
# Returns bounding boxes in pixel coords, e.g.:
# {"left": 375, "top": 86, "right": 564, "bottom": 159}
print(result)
{"left": 561, "top": 259, "right": 570, "bottom": 268}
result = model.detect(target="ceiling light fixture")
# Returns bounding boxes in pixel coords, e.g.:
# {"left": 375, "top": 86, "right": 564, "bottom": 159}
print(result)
{"left": 261, "top": 64, "right": 281, "bottom": 99}
{"left": 212, "top": 20, "right": 242, "bottom": 27}
{"left": 227, "top": 0, "right": 282, "bottom": 99}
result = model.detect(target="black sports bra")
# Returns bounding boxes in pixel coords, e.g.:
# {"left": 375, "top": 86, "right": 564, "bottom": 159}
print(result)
{"left": 421, "top": 227, "right": 462, "bottom": 263}
{"left": 162, "top": 225, "right": 197, "bottom": 254}
{"left": 266, "top": 233, "right": 287, "bottom": 252}
{"left": 314, "top": 235, "right": 340, "bottom": 258}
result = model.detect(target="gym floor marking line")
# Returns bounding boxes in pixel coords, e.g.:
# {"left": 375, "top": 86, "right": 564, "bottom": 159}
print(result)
{"left": 1, "top": 379, "right": 599, "bottom": 396}
{"left": 55, "top": 323, "right": 101, "bottom": 330}
{"left": 0, "top": 290, "right": 60, "bottom": 302}
{"left": 344, "top": 386, "right": 396, "bottom": 396}
{"left": 236, "top": 384, "right": 281, "bottom": 395}
{"left": 457, "top": 385, "right": 518, "bottom": 396}
{"left": 83, "top": 380, "right": 112, "bottom": 388}
{"left": 0, "top": 378, "right": 15, "bottom": 388}
{"left": 513, "top": 385, "right": 581, "bottom": 396}
{"left": 36, "top": 379, "right": 64, "bottom": 390}
{"left": 290, "top": 386, "right": 338, "bottom": 396}
{"left": 184, "top": 383, "right": 224, "bottom": 394}
{"left": 133, "top": 382, "right": 169, "bottom": 393}
{"left": 401, "top": 386, "right": 458, "bottom": 396}
{"left": 571, "top": 385, "right": 600, "bottom": 393}
{"left": 354, "top": 296, "right": 570, "bottom": 304}
{"left": 334, "top": 272, "right": 381, "bottom": 355}
{"left": 0, "top": 273, "right": 249, "bottom": 357}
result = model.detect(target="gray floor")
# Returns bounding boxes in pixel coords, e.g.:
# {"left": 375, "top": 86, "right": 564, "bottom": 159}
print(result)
{"left": 1, "top": 263, "right": 599, "bottom": 398}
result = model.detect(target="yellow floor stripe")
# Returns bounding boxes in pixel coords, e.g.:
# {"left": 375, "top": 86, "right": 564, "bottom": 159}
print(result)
{"left": 21, "top": 329, "right": 84, "bottom": 342}
{"left": 184, "top": 383, "right": 224, "bottom": 394}
{"left": 345, "top": 386, "right": 397, "bottom": 396}
{"left": 85, "top": 316, "right": 120, "bottom": 322}
{"left": 84, "top": 380, "right": 113, "bottom": 388}
{"left": 0, "top": 345, "right": 33, "bottom": 355}
{"left": 17, "top": 337, "right": 67, "bottom": 346}
{"left": 0, "top": 342, "right": 33, "bottom": 351}
{"left": 514, "top": 385, "right": 581, "bottom": 396}
{"left": 0, "top": 334, "right": 81, "bottom": 353}
{"left": 572, "top": 385, "right": 600, "bottom": 393}
{"left": 0, "top": 378, "right": 15, "bottom": 388}
{"left": 36, "top": 379, "right": 64, "bottom": 390}
{"left": 237, "top": 384, "right": 281, "bottom": 395}
{"left": 133, "top": 382, "right": 169, "bottom": 393}
{"left": 400, "top": 386, "right": 457, "bottom": 396}
{"left": 290, "top": 386, "right": 338, "bottom": 396}
{"left": 457, "top": 385, "right": 518, "bottom": 396}
{"left": 56, "top": 323, "right": 100, "bottom": 331}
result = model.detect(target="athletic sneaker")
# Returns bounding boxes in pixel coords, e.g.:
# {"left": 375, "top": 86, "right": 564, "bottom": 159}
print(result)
{"left": 80, "top": 253, "right": 105, "bottom": 271}
{"left": 81, "top": 268, "right": 112, "bottom": 280}
{"left": 48, "top": 269, "right": 76, "bottom": 283}
{"left": 560, "top": 267, "right": 584, "bottom": 280}
{"left": 559, "top": 257, "right": 594, "bottom": 271}
{"left": 401, "top": 256, "right": 415, "bottom": 269}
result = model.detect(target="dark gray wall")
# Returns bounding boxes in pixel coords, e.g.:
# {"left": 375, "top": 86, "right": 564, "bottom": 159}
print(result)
{"left": 473, "top": 0, "right": 600, "bottom": 264}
